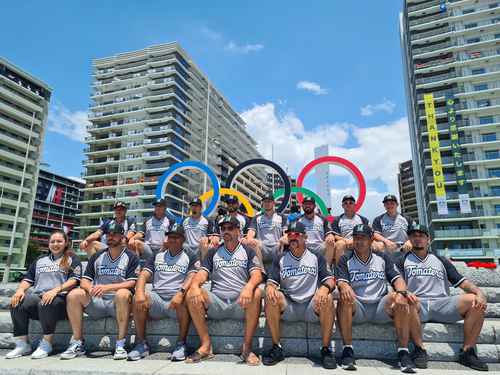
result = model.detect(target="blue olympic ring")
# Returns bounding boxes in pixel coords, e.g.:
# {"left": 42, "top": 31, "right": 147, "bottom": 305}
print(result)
{"left": 155, "top": 161, "right": 220, "bottom": 223}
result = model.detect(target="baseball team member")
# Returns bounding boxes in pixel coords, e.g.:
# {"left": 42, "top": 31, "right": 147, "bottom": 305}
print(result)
{"left": 129, "top": 198, "right": 170, "bottom": 260}
{"left": 396, "top": 225, "right": 488, "bottom": 371}
{"left": 61, "top": 223, "right": 140, "bottom": 360}
{"left": 186, "top": 216, "right": 264, "bottom": 365}
{"left": 245, "top": 193, "right": 288, "bottom": 271}
{"left": 331, "top": 194, "right": 369, "bottom": 264}
{"left": 336, "top": 224, "right": 415, "bottom": 373}
{"left": 296, "top": 196, "right": 335, "bottom": 261}
{"left": 128, "top": 224, "right": 199, "bottom": 361}
{"left": 181, "top": 198, "right": 218, "bottom": 259}
{"left": 372, "top": 194, "right": 415, "bottom": 253}
{"left": 7, "top": 230, "right": 82, "bottom": 359}
{"left": 224, "top": 195, "right": 251, "bottom": 235}
{"left": 79, "top": 201, "right": 137, "bottom": 258}
{"left": 263, "top": 221, "right": 337, "bottom": 369}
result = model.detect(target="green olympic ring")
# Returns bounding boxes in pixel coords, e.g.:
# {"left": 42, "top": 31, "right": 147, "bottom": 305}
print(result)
{"left": 273, "top": 187, "right": 329, "bottom": 217}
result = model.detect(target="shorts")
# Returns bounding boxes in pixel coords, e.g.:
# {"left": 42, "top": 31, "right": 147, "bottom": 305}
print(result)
{"left": 148, "top": 291, "right": 177, "bottom": 320}
{"left": 419, "top": 295, "right": 463, "bottom": 323}
{"left": 206, "top": 291, "right": 246, "bottom": 320}
{"left": 261, "top": 243, "right": 280, "bottom": 263}
{"left": 307, "top": 243, "right": 326, "bottom": 257}
{"left": 352, "top": 295, "right": 392, "bottom": 324}
{"left": 142, "top": 243, "right": 159, "bottom": 260}
{"left": 183, "top": 245, "right": 200, "bottom": 259}
{"left": 281, "top": 296, "right": 319, "bottom": 323}
{"left": 85, "top": 297, "right": 116, "bottom": 319}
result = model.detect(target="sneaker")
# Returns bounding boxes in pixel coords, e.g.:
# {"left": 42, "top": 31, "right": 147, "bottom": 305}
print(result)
{"left": 262, "top": 344, "right": 284, "bottom": 366}
{"left": 398, "top": 349, "right": 416, "bottom": 374}
{"left": 113, "top": 346, "right": 128, "bottom": 360}
{"left": 171, "top": 342, "right": 187, "bottom": 362}
{"left": 6, "top": 341, "right": 31, "bottom": 359}
{"left": 340, "top": 346, "right": 356, "bottom": 371}
{"left": 458, "top": 347, "right": 489, "bottom": 372}
{"left": 127, "top": 342, "right": 149, "bottom": 361}
{"left": 31, "top": 339, "right": 52, "bottom": 359}
{"left": 60, "top": 340, "right": 85, "bottom": 360}
{"left": 320, "top": 346, "right": 337, "bottom": 369}
{"left": 411, "top": 345, "right": 428, "bottom": 369}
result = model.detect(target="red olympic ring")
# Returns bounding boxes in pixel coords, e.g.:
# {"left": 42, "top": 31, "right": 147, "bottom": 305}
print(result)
{"left": 296, "top": 156, "right": 367, "bottom": 213}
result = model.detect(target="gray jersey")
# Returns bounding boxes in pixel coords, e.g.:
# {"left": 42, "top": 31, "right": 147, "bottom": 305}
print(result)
{"left": 100, "top": 217, "right": 136, "bottom": 245}
{"left": 83, "top": 248, "right": 140, "bottom": 299}
{"left": 336, "top": 250, "right": 401, "bottom": 304}
{"left": 140, "top": 215, "right": 170, "bottom": 250}
{"left": 372, "top": 213, "right": 415, "bottom": 245}
{"left": 144, "top": 249, "right": 199, "bottom": 299}
{"left": 296, "top": 215, "right": 333, "bottom": 253}
{"left": 24, "top": 253, "right": 82, "bottom": 295}
{"left": 201, "top": 243, "right": 263, "bottom": 300}
{"left": 182, "top": 216, "right": 216, "bottom": 251}
{"left": 331, "top": 213, "right": 369, "bottom": 240}
{"left": 268, "top": 249, "right": 333, "bottom": 303}
{"left": 248, "top": 213, "right": 287, "bottom": 248}
{"left": 396, "top": 252, "right": 466, "bottom": 299}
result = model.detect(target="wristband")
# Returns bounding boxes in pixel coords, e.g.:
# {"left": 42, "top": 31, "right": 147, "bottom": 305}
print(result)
{"left": 396, "top": 290, "right": 408, "bottom": 298}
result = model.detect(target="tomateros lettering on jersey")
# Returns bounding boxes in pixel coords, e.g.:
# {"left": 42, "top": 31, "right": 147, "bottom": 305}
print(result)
{"left": 406, "top": 265, "right": 445, "bottom": 280}
{"left": 214, "top": 258, "right": 247, "bottom": 269}
{"left": 281, "top": 265, "right": 317, "bottom": 278}
{"left": 154, "top": 262, "right": 188, "bottom": 273}
{"left": 350, "top": 269, "right": 385, "bottom": 282}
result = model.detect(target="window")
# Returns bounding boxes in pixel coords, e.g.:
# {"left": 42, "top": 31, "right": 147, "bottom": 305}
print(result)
{"left": 471, "top": 68, "right": 486, "bottom": 75}
{"left": 465, "top": 22, "right": 477, "bottom": 29}
{"left": 489, "top": 3, "right": 499, "bottom": 9}
{"left": 480, "top": 115, "right": 494, "bottom": 124}
{"left": 474, "top": 83, "right": 489, "bottom": 91}
{"left": 466, "top": 37, "right": 481, "bottom": 44}
{"left": 463, "top": 8, "right": 475, "bottom": 14}
{"left": 485, "top": 150, "right": 500, "bottom": 159}
{"left": 496, "top": 33, "right": 500, "bottom": 39}
{"left": 495, "top": 205, "right": 500, "bottom": 215}
{"left": 477, "top": 99, "right": 491, "bottom": 107}
{"left": 491, "top": 186, "right": 500, "bottom": 195}
{"left": 482, "top": 133, "right": 497, "bottom": 142}
{"left": 488, "top": 168, "right": 500, "bottom": 177}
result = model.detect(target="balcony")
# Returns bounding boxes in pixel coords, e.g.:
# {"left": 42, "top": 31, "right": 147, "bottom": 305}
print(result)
{"left": 430, "top": 209, "right": 488, "bottom": 219}
{"left": 415, "top": 71, "right": 456, "bottom": 85}
{"left": 408, "top": 0, "right": 441, "bottom": 14}
{"left": 411, "top": 24, "right": 451, "bottom": 41}
{"left": 414, "top": 56, "right": 456, "bottom": 70}
{"left": 413, "top": 40, "right": 454, "bottom": 56}
{"left": 436, "top": 248, "right": 500, "bottom": 258}
{"left": 433, "top": 228, "right": 493, "bottom": 238}
{"left": 409, "top": 12, "right": 447, "bottom": 27}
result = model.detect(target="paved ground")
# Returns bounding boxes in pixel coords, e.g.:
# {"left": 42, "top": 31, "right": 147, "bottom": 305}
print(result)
{"left": 0, "top": 350, "right": 499, "bottom": 374}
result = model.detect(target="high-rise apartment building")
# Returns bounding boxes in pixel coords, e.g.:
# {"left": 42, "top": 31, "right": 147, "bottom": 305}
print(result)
{"left": 398, "top": 160, "right": 419, "bottom": 221}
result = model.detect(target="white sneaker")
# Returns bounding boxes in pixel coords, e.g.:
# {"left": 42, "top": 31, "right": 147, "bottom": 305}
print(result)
{"left": 171, "top": 341, "right": 186, "bottom": 362}
{"left": 60, "top": 340, "right": 85, "bottom": 360}
{"left": 31, "top": 339, "right": 52, "bottom": 359}
{"left": 113, "top": 346, "right": 128, "bottom": 360}
{"left": 6, "top": 341, "right": 31, "bottom": 359}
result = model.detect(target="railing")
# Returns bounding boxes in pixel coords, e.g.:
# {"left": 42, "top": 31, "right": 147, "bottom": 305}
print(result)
{"left": 415, "top": 56, "right": 456, "bottom": 70}
{"left": 416, "top": 88, "right": 461, "bottom": 100}
{"left": 436, "top": 248, "right": 500, "bottom": 258}
{"left": 416, "top": 71, "right": 457, "bottom": 85}
{"left": 413, "top": 40, "right": 454, "bottom": 55}
{"left": 408, "top": 0, "right": 441, "bottom": 13}
{"left": 411, "top": 25, "right": 451, "bottom": 41}
{"left": 409, "top": 12, "right": 447, "bottom": 27}
{"left": 430, "top": 209, "right": 487, "bottom": 219}
{"left": 434, "top": 229, "right": 483, "bottom": 238}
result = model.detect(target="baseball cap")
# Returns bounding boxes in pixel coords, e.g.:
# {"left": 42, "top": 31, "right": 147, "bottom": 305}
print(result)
{"left": 152, "top": 198, "right": 167, "bottom": 206}
{"left": 166, "top": 222, "right": 186, "bottom": 237}
{"left": 352, "top": 224, "right": 373, "bottom": 238}
{"left": 382, "top": 194, "right": 398, "bottom": 203}
{"left": 342, "top": 194, "right": 356, "bottom": 203}
{"left": 218, "top": 215, "right": 240, "bottom": 228}
{"left": 302, "top": 196, "right": 316, "bottom": 205}
{"left": 107, "top": 222, "right": 125, "bottom": 235}
{"left": 261, "top": 192, "right": 275, "bottom": 202}
{"left": 286, "top": 221, "right": 306, "bottom": 234}
{"left": 189, "top": 198, "right": 203, "bottom": 206}
{"left": 225, "top": 195, "right": 239, "bottom": 204}
{"left": 113, "top": 201, "right": 127, "bottom": 209}
{"left": 407, "top": 224, "right": 429, "bottom": 237}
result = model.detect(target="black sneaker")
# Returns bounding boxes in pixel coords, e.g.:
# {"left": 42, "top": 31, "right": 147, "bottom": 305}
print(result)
{"left": 398, "top": 349, "right": 416, "bottom": 374}
{"left": 411, "top": 346, "right": 428, "bottom": 369}
{"left": 262, "top": 344, "right": 284, "bottom": 366}
{"left": 340, "top": 346, "right": 356, "bottom": 371}
{"left": 458, "top": 347, "right": 489, "bottom": 371}
{"left": 320, "top": 347, "right": 337, "bottom": 369}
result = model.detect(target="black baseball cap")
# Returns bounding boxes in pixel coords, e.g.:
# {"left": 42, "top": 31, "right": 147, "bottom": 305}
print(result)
{"left": 352, "top": 224, "right": 373, "bottom": 238}
{"left": 408, "top": 224, "right": 429, "bottom": 237}
{"left": 218, "top": 215, "right": 240, "bottom": 228}
{"left": 189, "top": 198, "right": 203, "bottom": 206}
{"left": 261, "top": 193, "right": 275, "bottom": 202}
{"left": 286, "top": 221, "right": 306, "bottom": 234}
{"left": 342, "top": 194, "right": 356, "bottom": 203}
{"left": 382, "top": 194, "right": 398, "bottom": 203}
{"left": 107, "top": 222, "right": 125, "bottom": 235}
{"left": 113, "top": 201, "right": 127, "bottom": 209}
{"left": 166, "top": 222, "right": 186, "bottom": 238}
{"left": 152, "top": 198, "right": 167, "bottom": 206}
{"left": 302, "top": 196, "right": 316, "bottom": 205}
{"left": 225, "top": 195, "right": 239, "bottom": 204}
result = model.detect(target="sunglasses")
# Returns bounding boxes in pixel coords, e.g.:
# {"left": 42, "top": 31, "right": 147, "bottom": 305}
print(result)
{"left": 220, "top": 225, "right": 237, "bottom": 232}
{"left": 287, "top": 233, "right": 302, "bottom": 239}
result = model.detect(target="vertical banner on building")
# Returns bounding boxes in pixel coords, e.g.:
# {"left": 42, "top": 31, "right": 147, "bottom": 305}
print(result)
{"left": 446, "top": 95, "right": 471, "bottom": 214}
{"left": 424, "top": 93, "right": 448, "bottom": 215}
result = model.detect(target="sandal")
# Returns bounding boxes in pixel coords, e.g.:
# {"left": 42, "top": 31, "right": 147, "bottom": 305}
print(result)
{"left": 240, "top": 351, "right": 261, "bottom": 366}
{"left": 185, "top": 350, "right": 214, "bottom": 363}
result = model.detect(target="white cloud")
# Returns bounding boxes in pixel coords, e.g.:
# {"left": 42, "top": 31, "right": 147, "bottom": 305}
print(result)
{"left": 47, "top": 102, "right": 89, "bottom": 142}
{"left": 224, "top": 41, "right": 264, "bottom": 54}
{"left": 296, "top": 81, "right": 328, "bottom": 96}
{"left": 200, "top": 26, "right": 222, "bottom": 41}
{"left": 360, "top": 98, "right": 396, "bottom": 116}
{"left": 240, "top": 102, "right": 411, "bottom": 201}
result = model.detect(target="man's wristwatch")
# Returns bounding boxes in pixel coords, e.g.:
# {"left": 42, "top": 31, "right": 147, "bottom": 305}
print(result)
{"left": 396, "top": 290, "right": 408, "bottom": 298}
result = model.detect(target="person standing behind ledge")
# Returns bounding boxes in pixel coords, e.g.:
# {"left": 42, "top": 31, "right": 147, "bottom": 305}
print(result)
{"left": 186, "top": 215, "right": 264, "bottom": 365}
{"left": 7, "top": 230, "right": 82, "bottom": 359}
{"left": 61, "top": 222, "right": 140, "bottom": 361}
{"left": 395, "top": 224, "right": 489, "bottom": 372}
{"left": 372, "top": 194, "right": 415, "bottom": 253}
{"left": 182, "top": 198, "right": 219, "bottom": 260}
{"left": 79, "top": 201, "right": 137, "bottom": 258}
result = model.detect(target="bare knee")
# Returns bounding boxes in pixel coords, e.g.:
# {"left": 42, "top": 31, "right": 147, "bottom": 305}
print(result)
{"left": 115, "top": 289, "right": 132, "bottom": 303}
{"left": 67, "top": 288, "right": 86, "bottom": 302}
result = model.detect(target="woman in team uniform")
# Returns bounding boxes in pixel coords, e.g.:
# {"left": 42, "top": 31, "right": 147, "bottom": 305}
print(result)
{"left": 6, "top": 230, "right": 82, "bottom": 359}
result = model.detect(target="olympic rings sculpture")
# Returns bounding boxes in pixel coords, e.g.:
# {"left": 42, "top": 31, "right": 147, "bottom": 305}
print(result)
{"left": 155, "top": 156, "right": 366, "bottom": 222}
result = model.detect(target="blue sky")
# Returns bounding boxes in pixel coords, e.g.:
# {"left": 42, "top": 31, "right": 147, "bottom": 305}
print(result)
{"left": 2, "top": 1, "right": 412, "bottom": 218}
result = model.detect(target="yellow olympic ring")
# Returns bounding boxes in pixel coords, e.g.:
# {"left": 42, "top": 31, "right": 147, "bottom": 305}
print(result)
{"left": 198, "top": 188, "right": 255, "bottom": 217}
